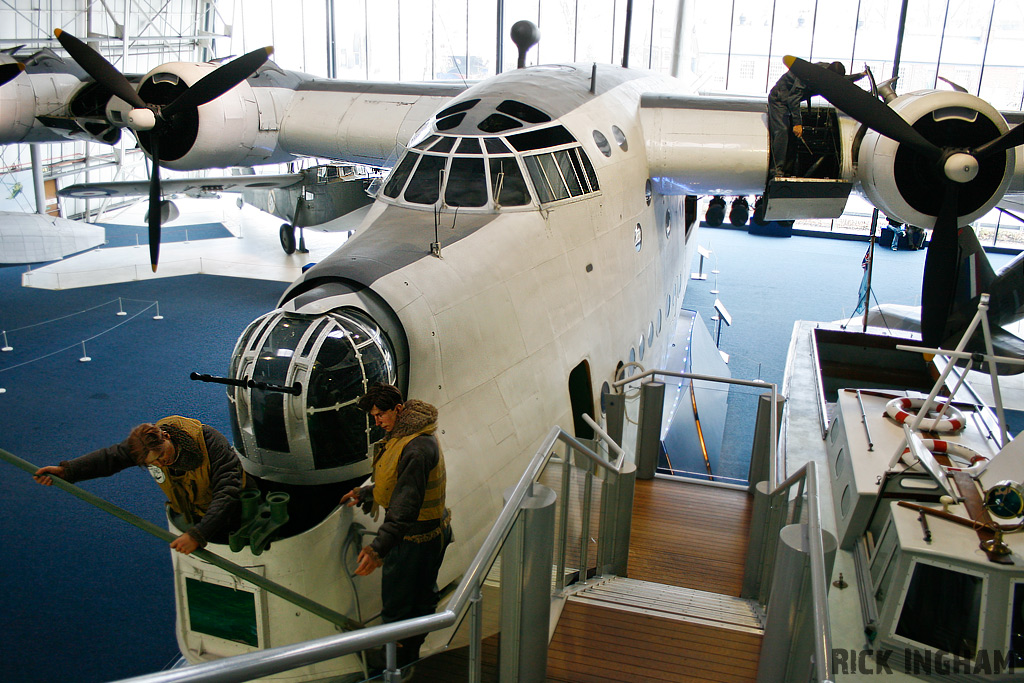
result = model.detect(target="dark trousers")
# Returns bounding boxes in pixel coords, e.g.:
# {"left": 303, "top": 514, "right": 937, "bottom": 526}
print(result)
{"left": 768, "top": 95, "right": 792, "bottom": 172}
{"left": 381, "top": 524, "right": 452, "bottom": 666}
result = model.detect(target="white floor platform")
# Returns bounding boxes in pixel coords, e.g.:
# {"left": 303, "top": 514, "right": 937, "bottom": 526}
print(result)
{"left": 20, "top": 197, "right": 354, "bottom": 290}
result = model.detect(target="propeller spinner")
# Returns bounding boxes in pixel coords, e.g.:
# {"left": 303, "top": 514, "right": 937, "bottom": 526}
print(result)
{"left": 783, "top": 56, "right": 1024, "bottom": 346}
{"left": 54, "top": 29, "right": 273, "bottom": 271}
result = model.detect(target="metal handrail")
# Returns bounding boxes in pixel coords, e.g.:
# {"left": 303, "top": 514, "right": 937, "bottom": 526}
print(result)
{"left": 763, "top": 461, "right": 833, "bottom": 683}
{"left": 614, "top": 367, "right": 831, "bottom": 680}
{"left": 803, "top": 461, "right": 834, "bottom": 683}
{"left": 114, "top": 415, "right": 625, "bottom": 683}
{"left": 613, "top": 368, "right": 779, "bottom": 486}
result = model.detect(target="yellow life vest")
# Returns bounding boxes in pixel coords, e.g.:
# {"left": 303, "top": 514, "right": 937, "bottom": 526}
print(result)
{"left": 372, "top": 427, "right": 447, "bottom": 522}
{"left": 151, "top": 416, "right": 212, "bottom": 525}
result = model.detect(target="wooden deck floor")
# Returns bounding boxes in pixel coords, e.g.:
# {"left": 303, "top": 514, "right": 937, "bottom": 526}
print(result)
{"left": 413, "top": 477, "right": 755, "bottom": 682}
{"left": 546, "top": 601, "right": 762, "bottom": 682}
{"left": 626, "top": 478, "right": 753, "bottom": 597}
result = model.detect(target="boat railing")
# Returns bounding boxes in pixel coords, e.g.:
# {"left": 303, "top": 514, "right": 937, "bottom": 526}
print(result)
{"left": 745, "top": 460, "right": 834, "bottom": 683}
{"left": 611, "top": 368, "right": 782, "bottom": 487}
{"left": 105, "top": 413, "right": 633, "bottom": 683}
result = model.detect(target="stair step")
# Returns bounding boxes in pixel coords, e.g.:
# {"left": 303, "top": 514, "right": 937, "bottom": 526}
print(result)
{"left": 569, "top": 576, "right": 764, "bottom": 633}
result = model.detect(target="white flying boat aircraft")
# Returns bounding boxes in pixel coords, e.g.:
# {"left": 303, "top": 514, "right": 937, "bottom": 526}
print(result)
{"left": 3, "top": 20, "right": 1024, "bottom": 680}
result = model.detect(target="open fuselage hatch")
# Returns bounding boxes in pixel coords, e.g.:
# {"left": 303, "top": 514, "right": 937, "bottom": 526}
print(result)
{"left": 762, "top": 105, "right": 854, "bottom": 223}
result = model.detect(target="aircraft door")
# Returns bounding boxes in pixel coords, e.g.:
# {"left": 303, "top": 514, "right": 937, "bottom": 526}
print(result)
{"left": 568, "top": 360, "right": 595, "bottom": 440}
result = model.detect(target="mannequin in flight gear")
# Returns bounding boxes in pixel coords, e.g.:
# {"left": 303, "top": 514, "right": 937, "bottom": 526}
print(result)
{"left": 768, "top": 61, "right": 864, "bottom": 176}
{"left": 34, "top": 417, "right": 246, "bottom": 554}
{"left": 342, "top": 384, "right": 452, "bottom": 671}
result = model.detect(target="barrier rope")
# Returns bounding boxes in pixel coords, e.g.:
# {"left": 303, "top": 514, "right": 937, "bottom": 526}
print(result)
{"left": 0, "top": 300, "right": 159, "bottom": 374}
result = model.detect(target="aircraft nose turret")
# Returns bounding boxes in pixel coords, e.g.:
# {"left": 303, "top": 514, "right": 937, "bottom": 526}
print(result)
{"left": 228, "top": 306, "right": 399, "bottom": 485}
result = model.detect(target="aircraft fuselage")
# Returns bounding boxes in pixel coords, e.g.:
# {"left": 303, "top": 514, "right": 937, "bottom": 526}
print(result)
{"left": 210, "top": 65, "right": 697, "bottom": 677}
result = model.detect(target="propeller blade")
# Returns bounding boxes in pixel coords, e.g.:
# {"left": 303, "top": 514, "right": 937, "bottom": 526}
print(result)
{"left": 784, "top": 56, "right": 942, "bottom": 164}
{"left": 162, "top": 46, "right": 273, "bottom": 119}
{"left": 53, "top": 29, "right": 147, "bottom": 110}
{"left": 148, "top": 136, "right": 162, "bottom": 272}
{"left": 0, "top": 62, "right": 25, "bottom": 86}
{"left": 920, "top": 183, "right": 961, "bottom": 346}
{"left": 973, "top": 121, "right": 1024, "bottom": 161}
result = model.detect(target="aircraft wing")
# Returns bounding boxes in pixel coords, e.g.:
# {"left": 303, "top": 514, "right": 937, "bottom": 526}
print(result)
{"left": 640, "top": 94, "right": 770, "bottom": 197}
{"left": 998, "top": 194, "right": 1024, "bottom": 218}
{"left": 277, "top": 81, "right": 468, "bottom": 167}
{"left": 0, "top": 211, "right": 105, "bottom": 263}
{"left": 304, "top": 203, "right": 374, "bottom": 234}
{"left": 57, "top": 173, "right": 305, "bottom": 199}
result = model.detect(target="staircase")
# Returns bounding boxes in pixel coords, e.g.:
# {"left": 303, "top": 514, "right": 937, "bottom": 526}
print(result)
{"left": 414, "top": 478, "right": 760, "bottom": 682}
{"left": 547, "top": 576, "right": 764, "bottom": 682}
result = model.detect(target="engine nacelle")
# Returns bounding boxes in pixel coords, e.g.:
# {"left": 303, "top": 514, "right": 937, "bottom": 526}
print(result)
{"left": 0, "top": 55, "right": 101, "bottom": 145}
{"left": 856, "top": 90, "right": 1016, "bottom": 229}
{"left": 107, "top": 61, "right": 302, "bottom": 170}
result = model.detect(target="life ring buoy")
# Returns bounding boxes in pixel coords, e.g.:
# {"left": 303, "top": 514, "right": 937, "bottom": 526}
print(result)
{"left": 885, "top": 397, "right": 965, "bottom": 433}
{"left": 901, "top": 438, "right": 990, "bottom": 477}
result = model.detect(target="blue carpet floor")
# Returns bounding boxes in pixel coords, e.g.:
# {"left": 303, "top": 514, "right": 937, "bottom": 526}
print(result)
{"left": 683, "top": 226, "right": 1012, "bottom": 391}
{"left": 0, "top": 266, "right": 286, "bottom": 683}
{"left": 0, "top": 225, "right": 1016, "bottom": 682}
{"left": 99, "top": 222, "right": 233, "bottom": 248}
{"left": 678, "top": 226, "right": 1015, "bottom": 482}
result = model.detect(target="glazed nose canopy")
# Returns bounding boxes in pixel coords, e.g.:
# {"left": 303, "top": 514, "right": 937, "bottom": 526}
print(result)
{"left": 302, "top": 309, "right": 395, "bottom": 467}
{"left": 230, "top": 308, "right": 398, "bottom": 480}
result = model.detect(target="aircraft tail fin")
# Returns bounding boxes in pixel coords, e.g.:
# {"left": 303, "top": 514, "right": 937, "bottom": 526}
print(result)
{"left": 939, "top": 227, "right": 1024, "bottom": 373}
{"left": 940, "top": 226, "right": 998, "bottom": 341}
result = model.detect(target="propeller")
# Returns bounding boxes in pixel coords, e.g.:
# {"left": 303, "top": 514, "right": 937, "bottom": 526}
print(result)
{"left": 783, "top": 56, "right": 1024, "bottom": 346}
{"left": 54, "top": 29, "right": 273, "bottom": 271}
{"left": 0, "top": 62, "right": 25, "bottom": 86}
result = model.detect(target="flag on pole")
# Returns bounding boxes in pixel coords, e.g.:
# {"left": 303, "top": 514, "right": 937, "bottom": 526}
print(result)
{"left": 854, "top": 247, "right": 871, "bottom": 315}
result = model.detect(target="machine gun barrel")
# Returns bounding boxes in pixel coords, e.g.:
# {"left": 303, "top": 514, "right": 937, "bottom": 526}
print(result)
{"left": 190, "top": 371, "right": 247, "bottom": 388}
{"left": 191, "top": 371, "right": 303, "bottom": 396}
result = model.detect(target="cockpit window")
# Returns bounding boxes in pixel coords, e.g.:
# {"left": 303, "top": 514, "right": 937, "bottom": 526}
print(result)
{"left": 428, "top": 136, "right": 456, "bottom": 153}
{"left": 437, "top": 98, "right": 480, "bottom": 119}
{"left": 383, "top": 152, "right": 419, "bottom": 198}
{"left": 524, "top": 146, "right": 600, "bottom": 205}
{"left": 507, "top": 125, "right": 576, "bottom": 152}
{"left": 478, "top": 113, "right": 523, "bottom": 133}
{"left": 436, "top": 112, "right": 466, "bottom": 131}
{"left": 556, "top": 149, "right": 584, "bottom": 196}
{"left": 404, "top": 154, "right": 447, "bottom": 204}
{"left": 456, "top": 137, "right": 483, "bottom": 155}
{"left": 526, "top": 155, "right": 569, "bottom": 203}
{"left": 379, "top": 124, "right": 598, "bottom": 210}
{"left": 490, "top": 157, "right": 530, "bottom": 206}
{"left": 497, "top": 100, "right": 551, "bottom": 124}
{"left": 484, "top": 137, "right": 512, "bottom": 154}
{"left": 445, "top": 157, "right": 487, "bottom": 207}
{"left": 580, "top": 150, "right": 600, "bottom": 191}
{"left": 414, "top": 135, "right": 440, "bottom": 150}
